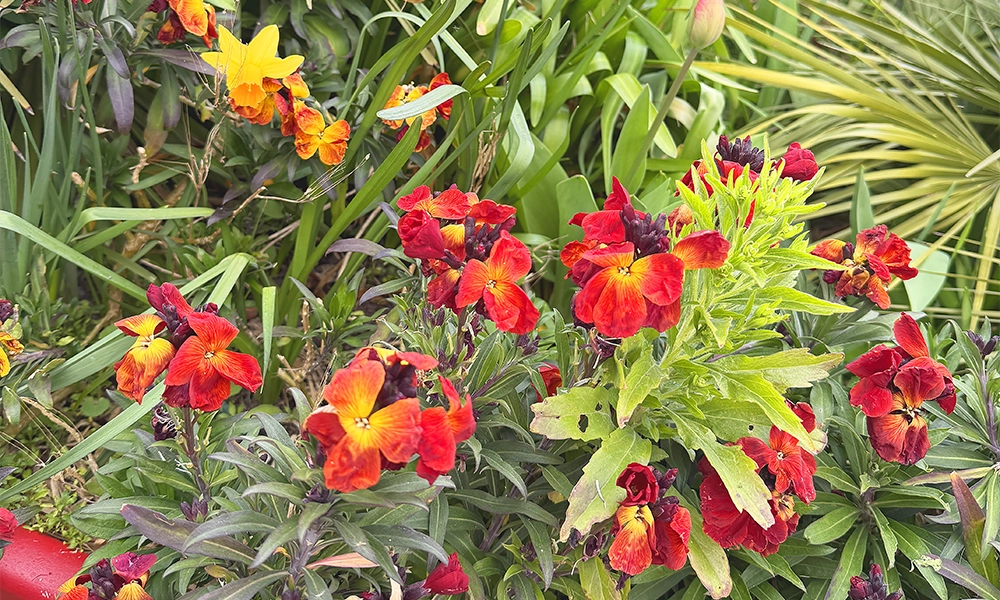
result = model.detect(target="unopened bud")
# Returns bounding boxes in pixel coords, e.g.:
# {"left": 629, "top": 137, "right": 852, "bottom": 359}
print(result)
{"left": 689, "top": 0, "right": 726, "bottom": 50}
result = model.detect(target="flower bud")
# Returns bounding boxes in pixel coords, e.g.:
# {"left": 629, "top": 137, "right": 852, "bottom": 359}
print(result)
{"left": 689, "top": 0, "right": 726, "bottom": 50}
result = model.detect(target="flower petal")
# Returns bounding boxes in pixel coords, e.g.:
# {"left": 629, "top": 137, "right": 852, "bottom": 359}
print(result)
{"left": 188, "top": 365, "right": 231, "bottom": 411}
{"left": 893, "top": 313, "right": 929, "bottom": 358}
{"left": 590, "top": 268, "right": 647, "bottom": 339}
{"left": 116, "top": 314, "right": 166, "bottom": 338}
{"left": 487, "top": 231, "right": 532, "bottom": 282}
{"left": 633, "top": 252, "right": 685, "bottom": 306}
{"left": 323, "top": 361, "right": 383, "bottom": 420}
{"left": 211, "top": 349, "right": 263, "bottom": 392}
{"left": 608, "top": 505, "right": 653, "bottom": 576}
{"left": 323, "top": 433, "right": 382, "bottom": 492}
{"left": 302, "top": 406, "right": 346, "bottom": 454}
{"left": 167, "top": 0, "right": 208, "bottom": 36}
{"left": 164, "top": 336, "right": 208, "bottom": 385}
{"left": 415, "top": 407, "right": 456, "bottom": 484}
{"left": 651, "top": 506, "right": 690, "bottom": 570}
{"left": 483, "top": 283, "right": 539, "bottom": 335}
{"left": 849, "top": 376, "right": 896, "bottom": 418}
{"left": 671, "top": 230, "right": 730, "bottom": 270}
{"left": 368, "top": 397, "right": 421, "bottom": 464}
{"left": 185, "top": 313, "right": 240, "bottom": 351}
{"left": 455, "top": 259, "right": 490, "bottom": 308}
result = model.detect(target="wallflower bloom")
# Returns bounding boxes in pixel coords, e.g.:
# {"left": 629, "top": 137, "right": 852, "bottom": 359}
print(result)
{"left": 423, "top": 553, "right": 470, "bottom": 595}
{"left": 163, "top": 313, "right": 263, "bottom": 411}
{"left": 303, "top": 361, "right": 421, "bottom": 492}
{"left": 382, "top": 73, "right": 452, "bottom": 151}
{"left": 202, "top": 25, "right": 304, "bottom": 108}
{"left": 847, "top": 313, "right": 955, "bottom": 464}
{"left": 151, "top": 0, "right": 217, "bottom": 48}
{"left": 294, "top": 106, "right": 351, "bottom": 166}
{"left": 113, "top": 314, "right": 176, "bottom": 402}
{"left": 811, "top": 225, "right": 917, "bottom": 309}
{"left": 415, "top": 377, "right": 476, "bottom": 484}
{"left": 700, "top": 408, "right": 817, "bottom": 555}
{"left": 780, "top": 143, "right": 818, "bottom": 181}
{"left": 456, "top": 231, "right": 540, "bottom": 335}
{"left": 607, "top": 464, "right": 690, "bottom": 576}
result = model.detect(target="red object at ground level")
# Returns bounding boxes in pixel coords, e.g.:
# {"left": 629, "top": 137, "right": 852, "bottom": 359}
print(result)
{"left": 0, "top": 527, "right": 86, "bottom": 599}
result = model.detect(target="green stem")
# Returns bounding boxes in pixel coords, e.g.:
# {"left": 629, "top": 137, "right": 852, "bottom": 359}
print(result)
{"left": 623, "top": 47, "right": 699, "bottom": 185}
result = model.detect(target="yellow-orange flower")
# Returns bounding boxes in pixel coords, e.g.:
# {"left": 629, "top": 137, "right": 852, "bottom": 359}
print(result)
{"left": 0, "top": 331, "right": 23, "bottom": 378}
{"left": 293, "top": 104, "right": 351, "bottom": 166}
{"left": 202, "top": 25, "right": 304, "bottom": 108}
{"left": 113, "top": 314, "right": 175, "bottom": 402}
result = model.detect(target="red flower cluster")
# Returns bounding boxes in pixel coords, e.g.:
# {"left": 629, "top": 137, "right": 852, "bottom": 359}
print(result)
{"left": 381, "top": 73, "right": 453, "bottom": 152}
{"left": 149, "top": 0, "right": 217, "bottom": 48}
{"left": 607, "top": 463, "right": 691, "bottom": 576}
{"left": 112, "top": 283, "right": 262, "bottom": 411}
{"left": 303, "top": 348, "right": 475, "bottom": 492}
{"left": 811, "top": 225, "right": 917, "bottom": 309}
{"left": 700, "top": 403, "right": 817, "bottom": 556}
{"left": 561, "top": 177, "right": 730, "bottom": 339}
{"left": 58, "top": 552, "right": 156, "bottom": 600}
{"left": 678, "top": 136, "right": 818, "bottom": 226}
{"left": 847, "top": 313, "right": 955, "bottom": 464}
{"left": 396, "top": 185, "right": 540, "bottom": 335}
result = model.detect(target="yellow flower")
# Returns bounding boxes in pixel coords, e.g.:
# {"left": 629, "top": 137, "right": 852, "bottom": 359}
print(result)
{"left": 202, "top": 25, "right": 303, "bottom": 108}
{"left": 0, "top": 331, "right": 23, "bottom": 378}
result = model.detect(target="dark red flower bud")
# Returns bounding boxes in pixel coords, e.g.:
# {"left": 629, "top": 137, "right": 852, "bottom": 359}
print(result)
{"left": 0, "top": 299, "right": 13, "bottom": 324}
{"left": 780, "top": 143, "right": 818, "bottom": 181}
{"left": 423, "top": 553, "right": 469, "bottom": 596}
{"left": 616, "top": 463, "right": 659, "bottom": 506}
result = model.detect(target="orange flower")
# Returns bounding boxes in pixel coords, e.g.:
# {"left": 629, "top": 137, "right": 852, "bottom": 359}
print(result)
{"left": 608, "top": 504, "right": 655, "bottom": 575}
{"left": 293, "top": 104, "right": 350, "bottom": 165}
{"left": 456, "top": 231, "right": 540, "bottom": 335}
{"left": 381, "top": 73, "right": 452, "bottom": 133}
{"left": 415, "top": 377, "right": 476, "bottom": 484}
{"left": 163, "top": 313, "right": 263, "bottom": 411}
{"left": 304, "top": 361, "right": 422, "bottom": 492}
{"left": 0, "top": 331, "right": 23, "bottom": 378}
{"left": 113, "top": 314, "right": 176, "bottom": 402}
{"left": 811, "top": 225, "right": 917, "bottom": 309}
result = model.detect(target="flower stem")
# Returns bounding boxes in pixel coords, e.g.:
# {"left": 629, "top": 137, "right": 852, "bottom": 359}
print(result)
{"left": 182, "top": 407, "right": 212, "bottom": 504}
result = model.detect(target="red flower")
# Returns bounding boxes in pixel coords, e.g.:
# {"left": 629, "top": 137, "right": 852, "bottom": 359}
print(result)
{"left": 398, "top": 185, "right": 471, "bottom": 219}
{"left": 456, "top": 231, "right": 539, "bottom": 335}
{"left": 162, "top": 313, "right": 263, "bottom": 411}
{"left": 303, "top": 361, "right": 421, "bottom": 492}
{"left": 113, "top": 314, "right": 176, "bottom": 402}
{"left": 112, "top": 552, "right": 156, "bottom": 584}
{"left": 700, "top": 459, "right": 800, "bottom": 556}
{"left": 533, "top": 363, "right": 562, "bottom": 401}
{"left": 568, "top": 177, "right": 640, "bottom": 245}
{"left": 415, "top": 377, "right": 477, "bottom": 484}
{"left": 468, "top": 198, "right": 516, "bottom": 226}
{"left": 608, "top": 464, "right": 690, "bottom": 576}
{"left": 617, "top": 463, "right": 659, "bottom": 506}
{"left": 424, "top": 552, "right": 469, "bottom": 595}
{"left": 0, "top": 507, "right": 17, "bottom": 540}
{"left": 739, "top": 427, "right": 817, "bottom": 503}
{"left": 811, "top": 225, "right": 918, "bottom": 309}
{"left": 780, "top": 143, "right": 818, "bottom": 181}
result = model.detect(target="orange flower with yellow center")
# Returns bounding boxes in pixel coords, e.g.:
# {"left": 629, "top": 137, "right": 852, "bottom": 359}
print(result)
{"left": 113, "top": 314, "right": 175, "bottom": 402}
{"left": 608, "top": 504, "right": 655, "bottom": 576}
{"left": 293, "top": 104, "right": 351, "bottom": 166}
{"left": 303, "top": 361, "right": 421, "bottom": 492}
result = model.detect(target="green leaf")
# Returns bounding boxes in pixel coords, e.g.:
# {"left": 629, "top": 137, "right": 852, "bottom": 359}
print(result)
{"left": 197, "top": 571, "right": 289, "bottom": 600}
{"left": 824, "top": 525, "right": 868, "bottom": 600}
{"left": 713, "top": 349, "right": 843, "bottom": 393}
{"left": 814, "top": 466, "right": 860, "bottom": 495}
{"left": 366, "top": 525, "right": 449, "bottom": 565}
{"left": 120, "top": 505, "right": 255, "bottom": 564}
{"left": 2, "top": 387, "right": 20, "bottom": 426}
{"left": 579, "top": 557, "right": 621, "bottom": 600}
{"left": 951, "top": 472, "right": 1000, "bottom": 585}
{"left": 520, "top": 517, "right": 554, "bottom": 590}
{"left": 871, "top": 508, "right": 898, "bottom": 569}
{"left": 920, "top": 556, "right": 1000, "bottom": 600}
{"left": 610, "top": 85, "right": 652, "bottom": 193}
{"left": 559, "top": 428, "right": 651, "bottom": 541}
{"left": 529, "top": 386, "right": 616, "bottom": 441}
{"left": 375, "top": 84, "right": 468, "bottom": 121}
{"left": 903, "top": 241, "right": 949, "bottom": 312}
{"left": 697, "top": 398, "right": 772, "bottom": 442}
{"left": 706, "top": 368, "right": 816, "bottom": 452}
{"left": 755, "top": 286, "right": 855, "bottom": 315}
{"left": 803, "top": 507, "right": 859, "bottom": 545}
{"left": 850, "top": 166, "right": 875, "bottom": 236}
{"left": 449, "top": 490, "right": 558, "bottom": 527}
{"left": 677, "top": 492, "right": 732, "bottom": 599}
{"left": 616, "top": 349, "right": 663, "bottom": 427}
{"left": 673, "top": 413, "right": 773, "bottom": 528}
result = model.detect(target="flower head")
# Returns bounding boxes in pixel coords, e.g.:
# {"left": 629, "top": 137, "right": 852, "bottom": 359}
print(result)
{"left": 850, "top": 564, "right": 902, "bottom": 600}
{"left": 811, "top": 225, "right": 917, "bottom": 309}
{"left": 415, "top": 377, "right": 477, "bottom": 484}
{"left": 688, "top": 0, "right": 726, "bottom": 50}
{"left": 846, "top": 314, "right": 954, "bottom": 464}
{"left": 423, "top": 552, "right": 469, "bottom": 595}
{"left": 163, "top": 313, "right": 263, "bottom": 411}
{"left": 202, "top": 25, "right": 304, "bottom": 108}
{"left": 780, "top": 143, "right": 818, "bottom": 181}
{"left": 113, "top": 315, "right": 176, "bottom": 402}
{"left": 304, "top": 361, "right": 421, "bottom": 492}
{"left": 607, "top": 463, "right": 690, "bottom": 576}
{"left": 153, "top": 0, "right": 217, "bottom": 48}
{"left": 456, "top": 231, "right": 540, "bottom": 335}
{"left": 699, "top": 408, "right": 817, "bottom": 555}
{"left": 294, "top": 107, "right": 351, "bottom": 166}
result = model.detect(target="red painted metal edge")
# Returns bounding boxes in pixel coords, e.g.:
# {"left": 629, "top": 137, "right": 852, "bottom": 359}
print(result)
{"left": 0, "top": 527, "right": 87, "bottom": 600}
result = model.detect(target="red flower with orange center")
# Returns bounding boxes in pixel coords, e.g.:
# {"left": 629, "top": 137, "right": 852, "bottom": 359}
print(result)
{"left": 739, "top": 427, "right": 817, "bottom": 503}
{"left": 415, "top": 377, "right": 476, "bottom": 484}
{"left": 162, "top": 313, "right": 263, "bottom": 411}
{"left": 811, "top": 225, "right": 918, "bottom": 309}
{"left": 152, "top": 0, "right": 217, "bottom": 48}
{"left": 456, "top": 231, "right": 539, "bottom": 335}
{"left": 113, "top": 314, "right": 176, "bottom": 403}
{"left": 303, "top": 361, "right": 421, "bottom": 492}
